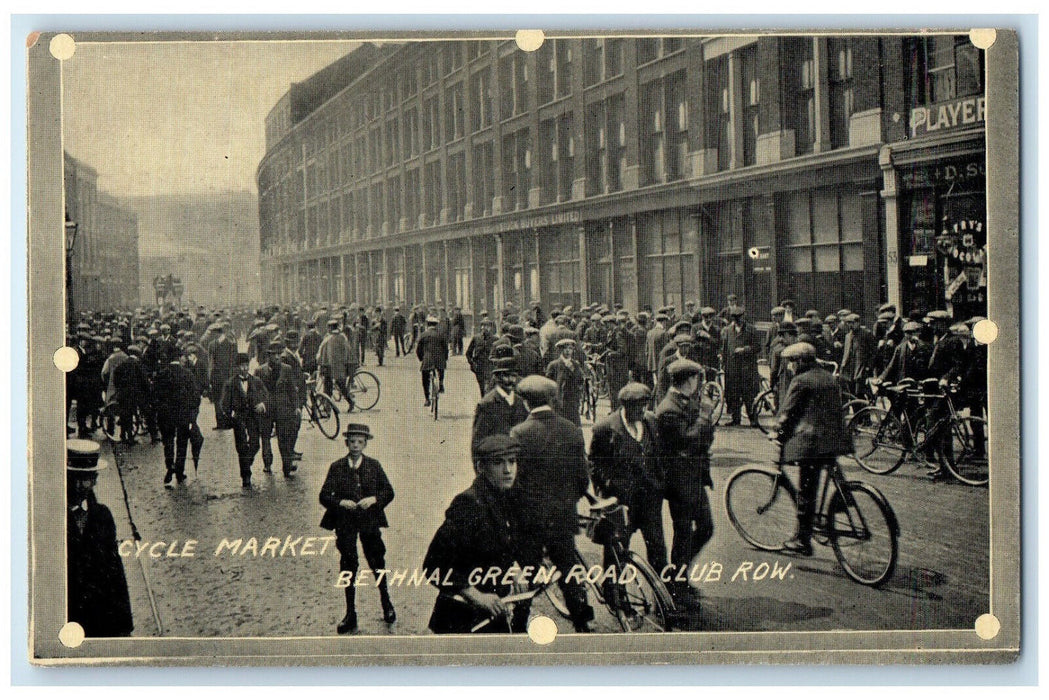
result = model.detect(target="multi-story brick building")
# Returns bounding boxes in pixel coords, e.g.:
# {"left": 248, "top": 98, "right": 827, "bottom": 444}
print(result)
{"left": 64, "top": 152, "right": 140, "bottom": 313}
{"left": 257, "top": 34, "right": 987, "bottom": 324}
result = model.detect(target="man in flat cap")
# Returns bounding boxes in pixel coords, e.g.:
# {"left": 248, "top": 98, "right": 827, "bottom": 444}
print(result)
{"left": 763, "top": 306, "right": 787, "bottom": 360}
{"left": 877, "top": 321, "right": 931, "bottom": 386}
{"left": 589, "top": 382, "right": 667, "bottom": 579}
{"left": 66, "top": 439, "right": 133, "bottom": 637}
{"left": 653, "top": 359, "right": 714, "bottom": 608}
{"left": 317, "top": 319, "right": 353, "bottom": 405}
{"left": 465, "top": 318, "right": 497, "bottom": 396}
{"left": 511, "top": 375, "right": 594, "bottom": 632}
{"left": 319, "top": 423, "right": 396, "bottom": 633}
{"left": 416, "top": 315, "right": 449, "bottom": 407}
{"left": 646, "top": 313, "right": 670, "bottom": 390}
{"left": 774, "top": 343, "right": 852, "bottom": 555}
{"left": 768, "top": 322, "right": 798, "bottom": 403}
{"left": 545, "top": 338, "right": 585, "bottom": 426}
{"left": 721, "top": 306, "right": 761, "bottom": 427}
{"left": 424, "top": 435, "right": 530, "bottom": 634}
{"left": 219, "top": 353, "right": 270, "bottom": 489}
{"left": 839, "top": 313, "right": 877, "bottom": 399}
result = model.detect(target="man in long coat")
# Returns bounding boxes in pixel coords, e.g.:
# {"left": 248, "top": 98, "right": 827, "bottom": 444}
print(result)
{"left": 317, "top": 319, "right": 353, "bottom": 399}
{"left": 256, "top": 341, "right": 303, "bottom": 477}
{"left": 220, "top": 353, "right": 270, "bottom": 489}
{"left": 545, "top": 338, "right": 584, "bottom": 426}
{"left": 720, "top": 306, "right": 761, "bottom": 426}
{"left": 510, "top": 376, "right": 593, "bottom": 632}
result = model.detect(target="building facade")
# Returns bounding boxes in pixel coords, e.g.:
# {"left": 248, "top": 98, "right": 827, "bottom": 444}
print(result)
{"left": 257, "top": 34, "right": 986, "bottom": 324}
{"left": 65, "top": 152, "right": 141, "bottom": 313}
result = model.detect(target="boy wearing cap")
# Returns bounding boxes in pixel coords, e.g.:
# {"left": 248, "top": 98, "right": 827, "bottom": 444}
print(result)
{"left": 319, "top": 424, "right": 396, "bottom": 633}
{"left": 774, "top": 343, "right": 852, "bottom": 555}
{"left": 66, "top": 440, "right": 134, "bottom": 637}
{"left": 424, "top": 434, "right": 529, "bottom": 634}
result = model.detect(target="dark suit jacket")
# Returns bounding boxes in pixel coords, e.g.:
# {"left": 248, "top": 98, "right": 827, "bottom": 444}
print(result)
{"left": 589, "top": 409, "right": 663, "bottom": 509}
{"left": 653, "top": 389, "right": 714, "bottom": 504}
{"left": 154, "top": 362, "right": 202, "bottom": 425}
{"left": 840, "top": 326, "right": 877, "bottom": 381}
{"left": 510, "top": 409, "right": 589, "bottom": 534}
{"left": 255, "top": 360, "right": 302, "bottom": 419}
{"left": 878, "top": 339, "right": 932, "bottom": 384}
{"left": 220, "top": 373, "right": 270, "bottom": 429}
{"left": 319, "top": 455, "right": 395, "bottom": 534}
{"left": 67, "top": 497, "right": 133, "bottom": 637}
{"left": 416, "top": 329, "right": 449, "bottom": 371}
{"left": 471, "top": 389, "right": 530, "bottom": 454}
{"left": 776, "top": 366, "right": 853, "bottom": 462}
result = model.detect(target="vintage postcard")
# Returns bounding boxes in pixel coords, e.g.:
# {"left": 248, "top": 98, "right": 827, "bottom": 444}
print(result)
{"left": 26, "top": 28, "right": 1020, "bottom": 665}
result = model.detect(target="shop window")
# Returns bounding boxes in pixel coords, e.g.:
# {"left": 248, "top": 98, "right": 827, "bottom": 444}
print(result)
{"left": 741, "top": 45, "right": 760, "bottom": 166}
{"left": 706, "top": 56, "right": 731, "bottom": 171}
{"left": 643, "top": 210, "right": 698, "bottom": 310}
{"left": 641, "top": 80, "right": 665, "bottom": 184}
{"left": 586, "top": 95, "right": 625, "bottom": 194}
{"left": 907, "top": 35, "right": 984, "bottom": 106}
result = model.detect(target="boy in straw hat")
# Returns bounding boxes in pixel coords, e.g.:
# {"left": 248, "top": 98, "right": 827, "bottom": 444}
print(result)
{"left": 66, "top": 439, "right": 133, "bottom": 637}
{"left": 319, "top": 423, "right": 396, "bottom": 634}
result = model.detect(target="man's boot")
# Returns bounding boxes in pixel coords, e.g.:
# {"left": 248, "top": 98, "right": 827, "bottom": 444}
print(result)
{"left": 379, "top": 582, "right": 396, "bottom": 624}
{"left": 337, "top": 586, "right": 358, "bottom": 634}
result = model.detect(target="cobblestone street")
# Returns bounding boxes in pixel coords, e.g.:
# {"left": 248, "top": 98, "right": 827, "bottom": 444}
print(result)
{"left": 95, "top": 352, "right": 990, "bottom": 639}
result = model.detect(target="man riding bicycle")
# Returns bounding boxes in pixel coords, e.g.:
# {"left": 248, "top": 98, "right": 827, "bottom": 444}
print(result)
{"left": 416, "top": 315, "right": 448, "bottom": 408}
{"left": 774, "top": 342, "right": 853, "bottom": 556}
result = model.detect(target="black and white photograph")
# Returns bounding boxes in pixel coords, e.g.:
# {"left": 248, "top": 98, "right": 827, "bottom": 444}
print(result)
{"left": 25, "top": 28, "right": 1020, "bottom": 665}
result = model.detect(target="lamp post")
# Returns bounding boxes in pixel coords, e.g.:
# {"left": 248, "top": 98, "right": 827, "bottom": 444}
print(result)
{"left": 65, "top": 215, "right": 79, "bottom": 323}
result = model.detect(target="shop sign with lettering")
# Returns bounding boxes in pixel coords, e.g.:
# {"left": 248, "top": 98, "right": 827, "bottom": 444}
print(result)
{"left": 909, "top": 95, "right": 985, "bottom": 138}
{"left": 476, "top": 210, "right": 581, "bottom": 236}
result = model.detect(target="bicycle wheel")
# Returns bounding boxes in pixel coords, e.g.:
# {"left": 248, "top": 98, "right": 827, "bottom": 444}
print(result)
{"left": 594, "top": 366, "right": 610, "bottom": 399}
{"left": 942, "top": 416, "right": 989, "bottom": 486}
{"left": 701, "top": 380, "right": 724, "bottom": 425}
{"left": 310, "top": 393, "right": 340, "bottom": 439}
{"left": 350, "top": 370, "right": 381, "bottom": 411}
{"left": 724, "top": 467, "right": 798, "bottom": 551}
{"left": 827, "top": 482, "right": 899, "bottom": 586}
{"left": 100, "top": 404, "right": 121, "bottom": 442}
{"left": 581, "top": 377, "right": 596, "bottom": 422}
{"left": 843, "top": 398, "right": 870, "bottom": 424}
{"left": 751, "top": 389, "right": 778, "bottom": 435}
{"left": 616, "top": 552, "right": 675, "bottom": 632}
{"left": 848, "top": 407, "right": 907, "bottom": 475}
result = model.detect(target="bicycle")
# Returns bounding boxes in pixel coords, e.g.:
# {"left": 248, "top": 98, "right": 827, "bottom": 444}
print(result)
{"left": 699, "top": 365, "right": 725, "bottom": 425}
{"left": 543, "top": 497, "right": 677, "bottom": 632}
{"left": 724, "top": 453, "right": 900, "bottom": 587}
{"left": 303, "top": 372, "right": 341, "bottom": 439}
{"left": 427, "top": 368, "right": 441, "bottom": 420}
{"left": 100, "top": 401, "right": 145, "bottom": 443}
{"left": 848, "top": 378, "right": 987, "bottom": 486}
{"left": 580, "top": 362, "right": 599, "bottom": 422}
{"left": 345, "top": 368, "right": 381, "bottom": 411}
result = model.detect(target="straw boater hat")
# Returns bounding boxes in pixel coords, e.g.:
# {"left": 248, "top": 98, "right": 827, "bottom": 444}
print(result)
{"left": 67, "top": 439, "right": 106, "bottom": 474}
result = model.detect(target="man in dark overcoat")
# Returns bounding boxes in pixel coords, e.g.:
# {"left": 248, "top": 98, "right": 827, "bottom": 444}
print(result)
{"left": 319, "top": 423, "right": 396, "bottom": 633}
{"left": 416, "top": 316, "right": 449, "bottom": 405}
{"left": 465, "top": 319, "right": 496, "bottom": 395}
{"left": 510, "top": 376, "right": 594, "bottom": 632}
{"left": 390, "top": 307, "right": 408, "bottom": 357}
{"left": 66, "top": 439, "right": 133, "bottom": 637}
{"left": 721, "top": 306, "right": 761, "bottom": 426}
{"left": 470, "top": 357, "right": 528, "bottom": 454}
{"left": 774, "top": 343, "right": 853, "bottom": 555}
{"left": 256, "top": 341, "right": 303, "bottom": 477}
{"left": 154, "top": 345, "right": 204, "bottom": 485}
{"left": 653, "top": 359, "right": 714, "bottom": 608}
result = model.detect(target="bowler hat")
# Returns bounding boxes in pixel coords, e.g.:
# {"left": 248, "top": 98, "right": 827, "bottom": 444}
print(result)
{"left": 343, "top": 423, "right": 374, "bottom": 440}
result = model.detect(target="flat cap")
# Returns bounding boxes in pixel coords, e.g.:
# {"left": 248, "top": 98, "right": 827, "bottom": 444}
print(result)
{"left": 654, "top": 313, "right": 669, "bottom": 321}
{"left": 516, "top": 375, "right": 558, "bottom": 401}
{"left": 966, "top": 316, "right": 986, "bottom": 327}
{"left": 777, "top": 322, "right": 798, "bottom": 334}
{"left": 728, "top": 306, "right": 746, "bottom": 317}
{"left": 590, "top": 313, "right": 603, "bottom": 321}
{"left": 555, "top": 338, "right": 577, "bottom": 348}
{"left": 781, "top": 342, "right": 816, "bottom": 360}
{"left": 878, "top": 303, "right": 897, "bottom": 313}
{"left": 667, "top": 358, "right": 703, "bottom": 383}
{"left": 426, "top": 315, "right": 439, "bottom": 324}
{"left": 700, "top": 306, "right": 717, "bottom": 315}
{"left": 673, "top": 333, "right": 694, "bottom": 344}
{"left": 267, "top": 340, "right": 284, "bottom": 352}
{"left": 903, "top": 321, "right": 923, "bottom": 332}
{"left": 837, "top": 309, "right": 853, "bottom": 318}
{"left": 824, "top": 314, "right": 839, "bottom": 323}
{"left": 473, "top": 434, "right": 521, "bottom": 461}
{"left": 845, "top": 313, "right": 861, "bottom": 322}
{"left": 602, "top": 314, "right": 616, "bottom": 322}
{"left": 779, "top": 299, "right": 795, "bottom": 307}
{"left": 927, "top": 310, "right": 952, "bottom": 321}
{"left": 618, "top": 382, "right": 652, "bottom": 404}
{"left": 877, "top": 311, "right": 895, "bottom": 321}
{"left": 771, "top": 306, "right": 786, "bottom": 315}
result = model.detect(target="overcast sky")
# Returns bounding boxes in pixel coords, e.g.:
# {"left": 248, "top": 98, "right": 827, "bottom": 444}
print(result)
{"left": 62, "top": 40, "right": 357, "bottom": 198}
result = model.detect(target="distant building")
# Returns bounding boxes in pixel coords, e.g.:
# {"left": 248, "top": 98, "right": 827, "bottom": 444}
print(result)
{"left": 64, "top": 152, "right": 140, "bottom": 313}
{"left": 257, "top": 35, "right": 987, "bottom": 322}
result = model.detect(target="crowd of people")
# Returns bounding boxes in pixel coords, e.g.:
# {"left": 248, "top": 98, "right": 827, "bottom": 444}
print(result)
{"left": 64, "top": 293, "right": 988, "bottom": 637}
